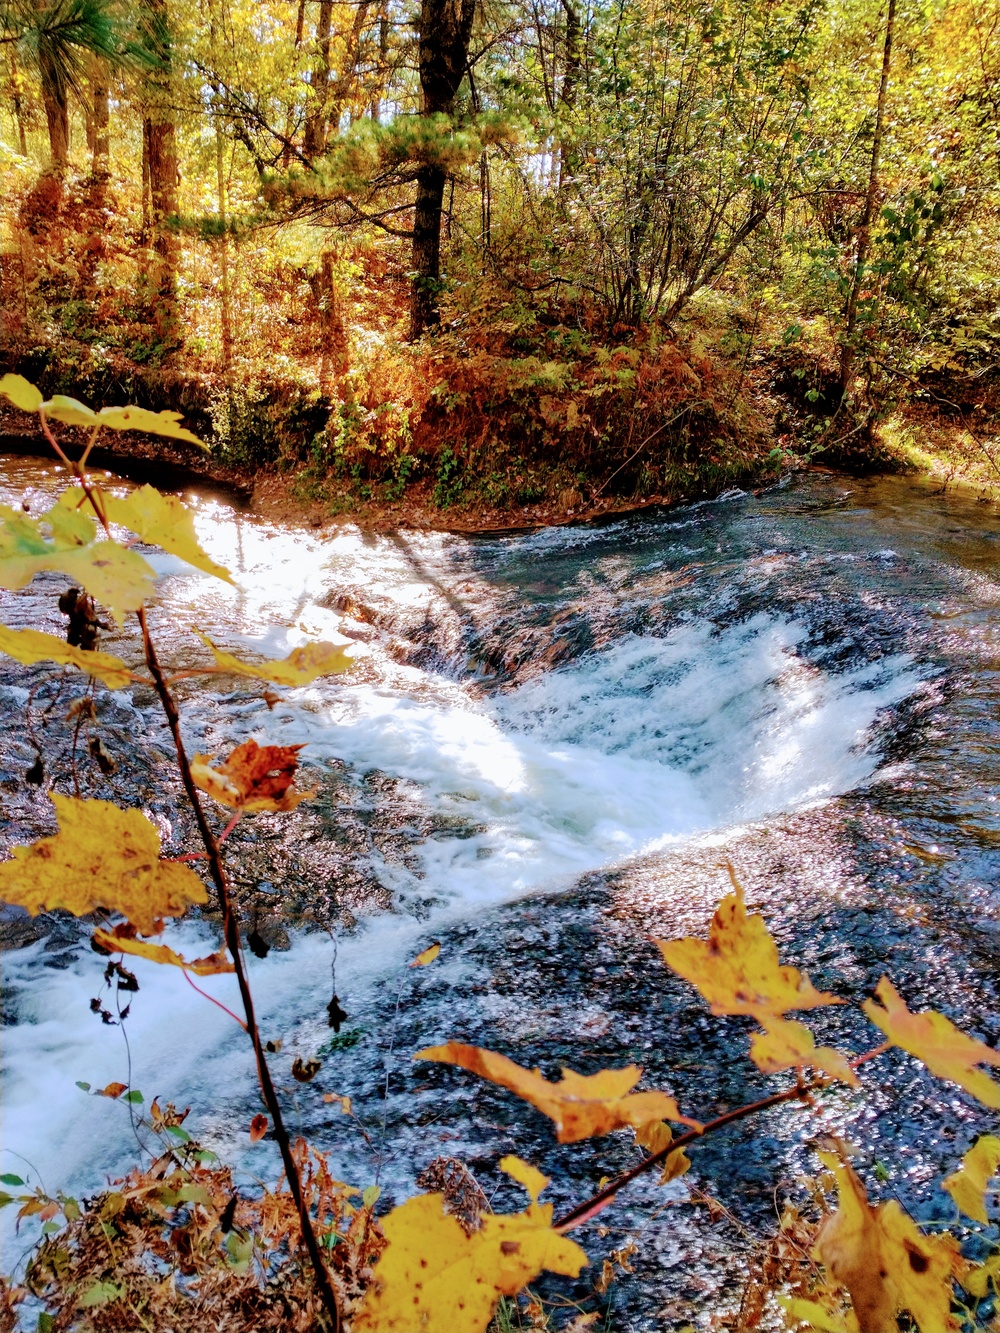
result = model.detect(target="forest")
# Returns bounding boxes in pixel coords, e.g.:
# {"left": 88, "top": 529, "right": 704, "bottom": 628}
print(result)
{"left": 0, "top": 0, "right": 997, "bottom": 513}
{"left": 2, "top": 0, "right": 1000, "bottom": 1330}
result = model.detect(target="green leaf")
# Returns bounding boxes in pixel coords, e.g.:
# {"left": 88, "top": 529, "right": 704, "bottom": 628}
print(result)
{"left": 76, "top": 1081, "right": 91, "bottom": 1092}
{"left": 37, "top": 1314, "right": 55, "bottom": 1333}
{"left": 41, "top": 1221, "right": 60, "bottom": 1234}
{"left": 164, "top": 1124, "right": 191, "bottom": 1143}
{"left": 0, "top": 1173, "right": 25, "bottom": 1186}
{"left": 122, "top": 1089, "right": 144, "bottom": 1105}
{"left": 362, "top": 1184, "right": 382, "bottom": 1210}
{"left": 0, "top": 1191, "right": 17, "bottom": 1207}
{"left": 0, "top": 374, "right": 43, "bottom": 413}
{"left": 78, "top": 1280, "right": 123, "bottom": 1308}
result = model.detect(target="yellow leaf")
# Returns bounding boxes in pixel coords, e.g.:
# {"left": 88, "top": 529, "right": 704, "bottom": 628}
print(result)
{"left": 411, "top": 941, "right": 441, "bottom": 967}
{"left": 863, "top": 977, "right": 1000, "bottom": 1109}
{"left": 195, "top": 633, "right": 354, "bottom": 686}
{"left": 416, "top": 1043, "right": 698, "bottom": 1143}
{"left": 0, "top": 373, "right": 43, "bottom": 412}
{"left": 96, "top": 486, "right": 232, "bottom": 582}
{"left": 749, "top": 1018, "right": 858, "bottom": 1086}
{"left": 40, "top": 394, "right": 101, "bottom": 426}
{"left": 0, "top": 625, "right": 134, "bottom": 689}
{"left": 91, "top": 406, "right": 205, "bottom": 448}
{"left": 634, "top": 1121, "right": 691, "bottom": 1182}
{"left": 0, "top": 795, "right": 208, "bottom": 934}
{"left": 964, "top": 1252, "right": 1000, "bottom": 1300}
{"left": 352, "top": 1191, "right": 587, "bottom": 1333}
{"left": 93, "top": 924, "right": 233, "bottom": 976}
{"left": 0, "top": 503, "right": 156, "bottom": 624}
{"left": 656, "top": 878, "right": 841, "bottom": 1023}
{"left": 499, "top": 1156, "right": 549, "bottom": 1203}
{"left": 776, "top": 1295, "right": 855, "bottom": 1332}
{"left": 942, "top": 1135, "right": 1000, "bottom": 1225}
{"left": 815, "top": 1151, "right": 966, "bottom": 1333}
{"left": 191, "top": 739, "right": 315, "bottom": 812}
{"left": 47, "top": 490, "right": 98, "bottom": 546}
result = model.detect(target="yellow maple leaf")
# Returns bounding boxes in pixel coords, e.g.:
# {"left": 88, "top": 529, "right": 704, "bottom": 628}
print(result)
{"left": 634, "top": 1120, "right": 691, "bottom": 1182}
{"left": 194, "top": 633, "right": 353, "bottom": 686}
{"left": 0, "top": 795, "right": 208, "bottom": 935}
{"left": 0, "top": 625, "right": 135, "bottom": 689}
{"left": 191, "top": 739, "right": 315, "bottom": 812}
{"left": 499, "top": 1156, "right": 550, "bottom": 1203}
{"left": 863, "top": 977, "right": 1000, "bottom": 1108}
{"left": 416, "top": 1043, "right": 697, "bottom": 1143}
{"left": 40, "top": 397, "right": 204, "bottom": 447}
{"left": 352, "top": 1191, "right": 587, "bottom": 1333}
{"left": 95, "top": 486, "right": 232, "bottom": 582}
{"left": 816, "top": 1151, "right": 966, "bottom": 1333}
{"left": 93, "top": 924, "right": 233, "bottom": 976}
{"left": 0, "top": 373, "right": 43, "bottom": 413}
{"left": 942, "top": 1135, "right": 1000, "bottom": 1225}
{"left": 749, "top": 1017, "right": 858, "bottom": 1086}
{"left": 0, "top": 504, "right": 156, "bottom": 625}
{"left": 656, "top": 878, "right": 841, "bottom": 1022}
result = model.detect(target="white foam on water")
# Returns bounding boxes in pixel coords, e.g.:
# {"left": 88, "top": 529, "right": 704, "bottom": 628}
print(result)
{"left": 0, "top": 464, "right": 925, "bottom": 1257}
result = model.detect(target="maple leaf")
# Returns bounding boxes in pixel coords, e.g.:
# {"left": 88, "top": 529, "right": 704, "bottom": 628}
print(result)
{"left": 352, "top": 1190, "right": 587, "bottom": 1332}
{"left": 41, "top": 396, "right": 204, "bottom": 447}
{"left": 863, "top": 977, "right": 1000, "bottom": 1108}
{"left": 942, "top": 1135, "right": 1000, "bottom": 1225}
{"left": 749, "top": 1017, "right": 859, "bottom": 1086}
{"left": 816, "top": 1151, "right": 967, "bottom": 1333}
{"left": 0, "top": 795, "right": 208, "bottom": 935}
{"left": 0, "top": 625, "right": 134, "bottom": 689}
{"left": 416, "top": 1043, "right": 697, "bottom": 1143}
{"left": 190, "top": 740, "right": 315, "bottom": 812}
{"left": 0, "top": 503, "right": 156, "bottom": 625}
{"left": 195, "top": 633, "right": 353, "bottom": 686}
{"left": 634, "top": 1120, "right": 691, "bottom": 1182}
{"left": 0, "top": 374, "right": 44, "bottom": 412}
{"left": 656, "top": 878, "right": 841, "bottom": 1023}
{"left": 93, "top": 923, "right": 233, "bottom": 976}
{"left": 94, "top": 486, "right": 233, "bottom": 583}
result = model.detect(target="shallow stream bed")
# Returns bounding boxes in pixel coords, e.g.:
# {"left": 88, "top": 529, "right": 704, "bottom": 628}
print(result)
{"left": 2, "top": 459, "right": 1000, "bottom": 1327}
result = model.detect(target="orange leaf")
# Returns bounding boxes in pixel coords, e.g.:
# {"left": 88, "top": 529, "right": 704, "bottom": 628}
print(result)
{"left": 863, "top": 977, "right": 1000, "bottom": 1108}
{"left": 97, "top": 1082, "right": 128, "bottom": 1099}
{"left": 416, "top": 1043, "right": 697, "bottom": 1143}
{"left": 190, "top": 739, "right": 315, "bottom": 812}
{"left": 92, "top": 923, "right": 234, "bottom": 976}
{"left": 249, "top": 1115, "right": 268, "bottom": 1143}
{"left": 656, "top": 875, "right": 841, "bottom": 1023}
{"left": 410, "top": 941, "right": 441, "bottom": 967}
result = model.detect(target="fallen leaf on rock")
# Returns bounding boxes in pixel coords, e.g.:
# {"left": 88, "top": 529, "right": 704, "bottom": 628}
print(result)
{"left": 191, "top": 740, "right": 314, "bottom": 812}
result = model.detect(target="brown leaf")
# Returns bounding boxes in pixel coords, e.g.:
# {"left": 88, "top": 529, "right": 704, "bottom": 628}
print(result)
{"left": 249, "top": 1115, "right": 268, "bottom": 1143}
{"left": 191, "top": 739, "right": 315, "bottom": 812}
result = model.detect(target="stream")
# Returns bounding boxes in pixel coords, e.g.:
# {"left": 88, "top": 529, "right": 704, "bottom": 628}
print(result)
{"left": 2, "top": 456, "right": 1000, "bottom": 1327}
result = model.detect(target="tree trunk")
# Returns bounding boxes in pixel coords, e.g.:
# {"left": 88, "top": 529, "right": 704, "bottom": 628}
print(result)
{"left": 282, "top": 0, "right": 308, "bottom": 168}
{"left": 557, "top": 0, "right": 581, "bottom": 188}
{"left": 303, "top": 0, "right": 333, "bottom": 158}
{"left": 839, "top": 0, "right": 896, "bottom": 398}
{"left": 39, "top": 52, "right": 70, "bottom": 169}
{"left": 408, "top": 0, "right": 476, "bottom": 338}
{"left": 90, "top": 64, "right": 110, "bottom": 178}
{"left": 411, "top": 164, "right": 447, "bottom": 337}
{"left": 140, "top": 0, "right": 180, "bottom": 346}
{"left": 9, "top": 49, "right": 28, "bottom": 157}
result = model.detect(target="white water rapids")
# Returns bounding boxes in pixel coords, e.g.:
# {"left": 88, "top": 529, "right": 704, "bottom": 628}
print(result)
{"left": 0, "top": 470, "right": 923, "bottom": 1258}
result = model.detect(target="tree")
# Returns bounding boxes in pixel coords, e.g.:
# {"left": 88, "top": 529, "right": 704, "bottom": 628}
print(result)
{"left": 410, "top": 0, "right": 476, "bottom": 337}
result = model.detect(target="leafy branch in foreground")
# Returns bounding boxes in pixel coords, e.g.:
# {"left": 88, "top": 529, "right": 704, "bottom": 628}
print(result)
{"left": 0, "top": 373, "right": 998, "bottom": 1331}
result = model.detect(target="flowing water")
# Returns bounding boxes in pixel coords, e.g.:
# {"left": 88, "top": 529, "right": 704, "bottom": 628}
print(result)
{"left": 2, "top": 457, "right": 1000, "bottom": 1326}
